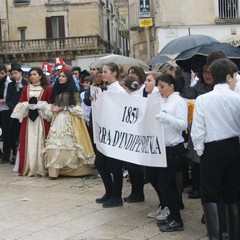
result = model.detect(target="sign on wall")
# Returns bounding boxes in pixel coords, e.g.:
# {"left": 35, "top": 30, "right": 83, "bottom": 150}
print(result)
{"left": 139, "top": 0, "right": 150, "bottom": 18}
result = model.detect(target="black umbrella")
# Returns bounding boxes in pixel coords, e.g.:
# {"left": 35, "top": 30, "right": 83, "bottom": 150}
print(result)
{"left": 159, "top": 34, "right": 219, "bottom": 55}
{"left": 175, "top": 42, "right": 240, "bottom": 72}
{"left": 148, "top": 55, "right": 171, "bottom": 65}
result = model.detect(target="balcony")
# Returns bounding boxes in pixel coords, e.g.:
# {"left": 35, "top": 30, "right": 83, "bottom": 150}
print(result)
{"left": 0, "top": 35, "right": 109, "bottom": 63}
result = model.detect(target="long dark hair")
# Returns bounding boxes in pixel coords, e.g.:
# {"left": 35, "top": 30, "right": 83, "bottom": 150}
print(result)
{"left": 156, "top": 73, "right": 183, "bottom": 93}
{"left": 28, "top": 67, "right": 48, "bottom": 88}
{"left": 51, "top": 69, "right": 77, "bottom": 105}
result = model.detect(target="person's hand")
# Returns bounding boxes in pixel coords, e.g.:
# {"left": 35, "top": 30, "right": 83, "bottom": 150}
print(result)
{"left": 156, "top": 111, "right": 170, "bottom": 124}
{"left": 191, "top": 70, "right": 197, "bottom": 80}
{"left": 51, "top": 105, "right": 63, "bottom": 112}
{"left": 0, "top": 99, "right": 5, "bottom": 104}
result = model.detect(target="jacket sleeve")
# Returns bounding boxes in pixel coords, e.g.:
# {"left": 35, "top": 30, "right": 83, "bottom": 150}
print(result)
{"left": 6, "top": 83, "right": 15, "bottom": 110}
{"left": 191, "top": 97, "right": 206, "bottom": 156}
{"left": 83, "top": 90, "right": 91, "bottom": 106}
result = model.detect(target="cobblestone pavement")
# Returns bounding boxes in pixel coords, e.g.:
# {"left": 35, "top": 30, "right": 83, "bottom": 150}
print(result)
{"left": 0, "top": 164, "right": 208, "bottom": 240}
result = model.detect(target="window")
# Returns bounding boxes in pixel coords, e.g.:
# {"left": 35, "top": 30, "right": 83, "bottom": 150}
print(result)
{"left": 14, "top": 0, "right": 30, "bottom": 5}
{"left": 46, "top": 16, "right": 65, "bottom": 39}
{"left": 219, "top": 0, "right": 239, "bottom": 19}
{"left": 19, "top": 27, "right": 26, "bottom": 41}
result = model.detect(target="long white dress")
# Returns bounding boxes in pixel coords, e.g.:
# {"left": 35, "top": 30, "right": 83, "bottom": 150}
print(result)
{"left": 43, "top": 92, "right": 95, "bottom": 178}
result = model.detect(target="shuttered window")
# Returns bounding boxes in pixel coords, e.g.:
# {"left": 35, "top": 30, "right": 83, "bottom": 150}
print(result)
{"left": 45, "top": 16, "right": 65, "bottom": 39}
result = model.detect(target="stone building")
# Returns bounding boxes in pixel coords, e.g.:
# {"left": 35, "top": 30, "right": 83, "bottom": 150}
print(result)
{"left": 129, "top": 0, "right": 240, "bottom": 63}
{"left": 0, "top": 0, "right": 129, "bottom": 68}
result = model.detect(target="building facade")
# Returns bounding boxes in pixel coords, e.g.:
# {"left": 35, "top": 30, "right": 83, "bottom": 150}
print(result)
{"left": 129, "top": 0, "right": 240, "bottom": 63}
{"left": 0, "top": 0, "right": 129, "bottom": 68}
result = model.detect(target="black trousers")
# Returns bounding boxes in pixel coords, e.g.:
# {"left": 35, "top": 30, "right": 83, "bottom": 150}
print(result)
{"left": 95, "top": 150, "right": 124, "bottom": 198}
{"left": 191, "top": 162, "right": 200, "bottom": 192}
{"left": 125, "top": 162, "right": 144, "bottom": 195}
{"left": 1, "top": 110, "right": 12, "bottom": 160}
{"left": 146, "top": 166, "right": 166, "bottom": 207}
{"left": 10, "top": 118, "right": 20, "bottom": 153}
{"left": 201, "top": 137, "right": 240, "bottom": 205}
{"left": 158, "top": 143, "right": 184, "bottom": 222}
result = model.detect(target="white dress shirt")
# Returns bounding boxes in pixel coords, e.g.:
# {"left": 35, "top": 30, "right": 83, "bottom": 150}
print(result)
{"left": 191, "top": 83, "right": 240, "bottom": 156}
{"left": 0, "top": 76, "right": 11, "bottom": 111}
{"left": 234, "top": 73, "right": 240, "bottom": 94}
{"left": 107, "top": 80, "right": 125, "bottom": 93}
{"left": 157, "top": 92, "right": 188, "bottom": 147}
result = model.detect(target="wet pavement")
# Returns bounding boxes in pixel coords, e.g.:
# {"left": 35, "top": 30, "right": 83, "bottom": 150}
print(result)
{"left": 0, "top": 164, "right": 208, "bottom": 240}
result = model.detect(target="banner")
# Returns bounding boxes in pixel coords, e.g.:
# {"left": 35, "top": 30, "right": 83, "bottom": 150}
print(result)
{"left": 92, "top": 90, "right": 167, "bottom": 167}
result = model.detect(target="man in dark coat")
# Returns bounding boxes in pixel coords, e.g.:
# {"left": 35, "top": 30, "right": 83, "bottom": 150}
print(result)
{"left": 3, "top": 63, "right": 28, "bottom": 164}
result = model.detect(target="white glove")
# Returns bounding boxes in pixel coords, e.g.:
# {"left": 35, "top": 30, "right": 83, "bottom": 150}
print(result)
{"left": 156, "top": 112, "right": 170, "bottom": 124}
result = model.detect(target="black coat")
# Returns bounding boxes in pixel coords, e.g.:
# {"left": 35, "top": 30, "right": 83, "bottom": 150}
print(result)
{"left": 6, "top": 78, "right": 28, "bottom": 111}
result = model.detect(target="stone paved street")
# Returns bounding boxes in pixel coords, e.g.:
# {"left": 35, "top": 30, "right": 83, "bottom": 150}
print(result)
{"left": 0, "top": 164, "right": 208, "bottom": 240}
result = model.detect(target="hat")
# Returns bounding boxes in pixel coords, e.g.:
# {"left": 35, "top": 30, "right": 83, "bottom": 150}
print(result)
{"left": 80, "top": 70, "right": 90, "bottom": 81}
{"left": 42, "top": 62, "right": 52, "bottom": 76}
{"left": 54, "top": 57, "right": 65, "bottom": 65}
{"left": 10, "top": 63, "right": 23, "bottom": 72}
{"left": 61, "top": 65, "right": 71, "bottom": 71}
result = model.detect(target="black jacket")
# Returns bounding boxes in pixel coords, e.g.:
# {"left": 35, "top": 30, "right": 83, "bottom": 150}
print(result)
{"left": 6, "top": 78, "right": 28, "bottom": 111}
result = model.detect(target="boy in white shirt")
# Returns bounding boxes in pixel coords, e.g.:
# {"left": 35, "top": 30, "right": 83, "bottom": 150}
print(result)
{"left": 191, "top": 58, "right": 240, "bottom": 240}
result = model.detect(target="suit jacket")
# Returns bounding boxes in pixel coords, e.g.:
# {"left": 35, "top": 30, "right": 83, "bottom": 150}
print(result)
{"left": 6, "top": 78, "right": 28, "bottom": 111}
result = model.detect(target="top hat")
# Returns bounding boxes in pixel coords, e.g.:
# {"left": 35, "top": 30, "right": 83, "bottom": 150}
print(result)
{"left": 54, "top": 57, "right": 65, "bottom": 66}
{"left": 10, "top": 63, "right": 23, "bottom": 72}
{"left": 42, "top": 62, "right": 52, "bottom": 76}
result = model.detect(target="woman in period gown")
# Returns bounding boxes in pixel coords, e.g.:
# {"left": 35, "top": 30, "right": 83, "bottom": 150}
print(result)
{"left": 43, "top": 69, "right": 95, "bottom": 178}
{"left": 11, "top": 67, "right": 52, "bottom": 176}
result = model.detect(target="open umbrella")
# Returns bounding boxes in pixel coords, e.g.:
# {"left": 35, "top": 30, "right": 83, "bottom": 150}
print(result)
{"left": 148, "top": 55, "right": 172, "bottom": 65}
{"left": 175, "top": 42, "right": 240, "bottom": 72}
{"left": 90, "top": 54, "right": 149, "bottom": 71}
{"left": 159, "top": 34, "right": 219, "bottom": 55}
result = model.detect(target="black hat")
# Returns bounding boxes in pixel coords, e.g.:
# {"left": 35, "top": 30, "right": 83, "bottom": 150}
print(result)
{"left": 10, "top": 63, "right": 23, "bottom": 72}
{"left": 80, "top": 70, "right": 90, "bottom": 81}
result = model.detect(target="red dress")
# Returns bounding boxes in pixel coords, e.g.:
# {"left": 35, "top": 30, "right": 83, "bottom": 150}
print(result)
{"left": 12, "top": 84, "right": 52, "bottom": 176}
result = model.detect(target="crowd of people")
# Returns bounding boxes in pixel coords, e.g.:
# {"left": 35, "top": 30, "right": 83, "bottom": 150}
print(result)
{"left": 0, "top": 51, "right": 240, "bottom": 238}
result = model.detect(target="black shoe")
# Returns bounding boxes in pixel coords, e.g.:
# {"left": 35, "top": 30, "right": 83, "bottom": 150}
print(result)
{"left": 96, "top": 194, "right": 111, "bottom": 204}
{"left": 201, "top": 214, "right": 205, "bottom": 224}
{"left": 188, "top": 191, "right": 201, "bottom": 199}
{"left": 102, "top": 197, "right": 123, "bottom": 208}
{"left": 0, "top": 158, "right": 9, "bottom": 164}
{"left": 159, "top": 219, "right": 184, "bottom": 232}
{"left": 179, "top": 201, "right": 185, "bottom": 210}
{"left": 124, "top": 193, "right": 145, "bottom": 203}
{"left": 10, "top": 155, "right": 16, "bottom": 165}
{"left": 157, "top": 218, "right": 170, "bottom": 227}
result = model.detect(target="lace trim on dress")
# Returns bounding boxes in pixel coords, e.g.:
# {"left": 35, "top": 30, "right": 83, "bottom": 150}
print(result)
{"left": 11, "top": 102, "right": 29, "bottom": 122}
{"left": 38, "top": 101, "right": 53, "bottom": 121}
{"left": 43, "top": 111, "right": 95, "bottom": 169}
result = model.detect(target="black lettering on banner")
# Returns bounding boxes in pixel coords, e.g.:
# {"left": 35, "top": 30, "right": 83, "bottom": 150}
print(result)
{"left": 121, "top": 106, "right": 139, "bottom": 124}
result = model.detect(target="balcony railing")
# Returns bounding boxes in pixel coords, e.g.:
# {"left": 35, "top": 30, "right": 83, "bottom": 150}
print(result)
{"left": 0, "top": 35, "right": 106, "bottom": 54}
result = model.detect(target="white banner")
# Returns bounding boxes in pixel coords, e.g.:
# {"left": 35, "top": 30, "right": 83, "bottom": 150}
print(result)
{"left": 92, "top": 90, "right": 167, "bottom": 167}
